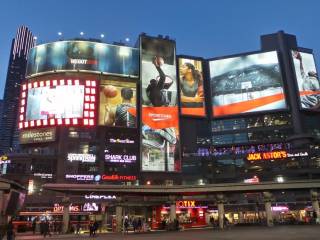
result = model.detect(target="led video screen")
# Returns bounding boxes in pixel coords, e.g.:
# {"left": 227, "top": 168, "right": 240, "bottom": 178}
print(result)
{"left": 178, "top": 58, "right": 206, "bottom": 116}
{"left": 99, "top": 80, "right": 136, "bottom": 128}
{"left": 26, "top": 41, "right": 139, "bottom": 77}
{"left": 291, "top": 51, "right": 320, "bottom": 110}
{"left": 140, "top": 36, "right": 180, "bottom": 172}
{"left": 209, "top": 51, "right": 286, "bottom": 117}
{"left": 26, "top": 85, "right": 84, "bottom": 120}
{"left": 19, "top": 79, "right": 97, "bottom": 129}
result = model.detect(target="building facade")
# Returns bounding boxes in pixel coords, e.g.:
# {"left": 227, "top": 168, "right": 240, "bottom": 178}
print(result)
{"left": 2, "top": 31, "right": 320, "bottom": 231}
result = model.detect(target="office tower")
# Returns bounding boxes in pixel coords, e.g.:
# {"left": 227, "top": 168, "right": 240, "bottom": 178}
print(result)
{"left": 0, "top": 26, "right": 35, "bottom": 154}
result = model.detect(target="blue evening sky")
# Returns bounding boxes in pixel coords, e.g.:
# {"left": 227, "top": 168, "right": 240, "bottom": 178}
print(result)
{"left": 0, "top": 0, "right": 319, "bottom": 97}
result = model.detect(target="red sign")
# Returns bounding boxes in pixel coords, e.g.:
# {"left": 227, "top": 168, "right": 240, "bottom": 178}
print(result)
{"left": 244, "top": 176, "right": 260, "bottom": 183}
{"left": 175, "top": 201, "right": 207, "bottom": 209}
{"left": 247, "top": 151, "right": 287, "bottom": 161}
{"left": 101, "top": 174, "right": 137, "bottom": 181}
{"left": 53, "top": 204, "right": 80, "bottom": 213}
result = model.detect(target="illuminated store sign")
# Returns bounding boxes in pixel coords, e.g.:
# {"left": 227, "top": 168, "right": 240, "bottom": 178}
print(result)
{"left": 33, "top": 173, "right": 53, "bottom": 179}
{"left": 175, "top": 201, "right": 208, "bottom": 209}
{"left": 271, "top": 206, "right": 289, "bottom": 212}
{"left": 65, "top": 174, "right": 94, "bottom": 181}
{"left": 84, "top": 194, "right": 116, "bottom": 200}
{"left": 67, "top": 153, "right": 96, "bottom": 163}
{"left": 247, "top": 151, "right": 287, "bottom": 161}
{"left": 19, "top": 128, "right": 56, "bottom": 144}
{"left": 287, "top": 152, "right": 308, "bottom": 157}
{"left": 53, "top": 204, "right": 80, "bottom": 213}
{"left": 100, "top": 174, "right": 137, "bottom": 181}
{"left": 104, "top": 153, "right": 136, "bottom": 163}
{"left": 53, "top": 203, "right": 100, "bottom": 212}
{"left": 244, "top": 176, "right": 260, "bottom": 183}
{"left": 247, "top": 151, "right": 309, "bottom": 161}
{"left": 109, "top": 138, "right": 135, "bottom": 144}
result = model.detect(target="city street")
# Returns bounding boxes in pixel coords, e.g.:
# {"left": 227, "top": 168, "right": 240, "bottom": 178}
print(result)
{"left": 16, "top": 225, "right": 320, "bottom": 240}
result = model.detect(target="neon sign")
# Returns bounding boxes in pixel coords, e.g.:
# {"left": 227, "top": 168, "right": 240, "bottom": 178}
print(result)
{"left": 65, "top": 174, "right": 94, "bottom": 181}
{"left": 101, "top": 174, "right": 137, "bottom": 181}
{"left": 244, "top": 176, "right": 260, "bottom": 183}
{"left": 84, "top": 194, "right": 116, "bottom": 200}
{"left": 247, "top": 151, "right": 287, "bottom": 161}
{"left": 67, "top": 153, "right": 96, "bottom": 163}
{"left": 175, "top": 201, "right": 208, "bottom": 209}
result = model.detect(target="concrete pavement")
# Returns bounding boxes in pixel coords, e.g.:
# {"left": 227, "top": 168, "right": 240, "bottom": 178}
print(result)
{"left": 15, "top": 225, "right": 320, "bottom": 240}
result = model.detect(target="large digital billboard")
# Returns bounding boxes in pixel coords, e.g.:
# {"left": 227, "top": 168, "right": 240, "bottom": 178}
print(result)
{"left": 140, "top": 36, "right": 180, "bottom": 172}
{"left": 291, "top": 51, "right": 320, "bottom": 110}
{"left": 178, "top": 58, "right": 206, "bottom": 116}
{"left": 209, "top": 51, "right": 287, "bottom": 117}
{"left": 26, "top": 85, "right": 84, "bottom": 120}
{"left": 19, "top": 79, "right": 97, "bottom": 129}
{"left": 98, "top": 79, "right": 136, "bottom": 127}
{"left": 26, "top": 41, "right": 139, "bottom": 77}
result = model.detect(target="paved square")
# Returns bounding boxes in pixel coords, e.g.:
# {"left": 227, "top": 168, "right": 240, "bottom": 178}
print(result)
{"left": 16, "top": 225, "right": 320, "bottom": 240}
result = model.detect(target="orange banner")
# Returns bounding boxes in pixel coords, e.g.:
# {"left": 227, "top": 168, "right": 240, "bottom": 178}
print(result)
{"left": 213, "top": 93, "right": 285, "bottom": 117}
{"left": 181, "top": 107, "right": 205, "bottom": 116}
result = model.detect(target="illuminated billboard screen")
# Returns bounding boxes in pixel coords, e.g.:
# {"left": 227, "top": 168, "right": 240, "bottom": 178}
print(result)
{"left": 26, "top": 85, "right": 84, "bottom": 120}
{"left": 209, "top": 51, "right": 286, "bottom": 117}
{"left": 98, "top": 79, "right": 136, "bottom": 128}
{"left": 178, "top": 58, "right": 206, "bottom": 116}
{"left": 19, "top": 79, "right": 97, "bottom": 129}
{"left": 26, "top": 41, "right": 139, "bottom": 77}
{"left": 140, "top": 36, "right": 180, "bottom": 172}
{"left": 291, "top": 51, "right": 320, "bottom": 110}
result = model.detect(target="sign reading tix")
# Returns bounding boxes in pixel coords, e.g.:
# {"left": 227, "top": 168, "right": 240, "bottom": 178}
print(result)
{"left": 19, "top": 128, "right": 56, "bottom": 144}
{"left": 247, "top": 151, "right": 287, "bottom": 161}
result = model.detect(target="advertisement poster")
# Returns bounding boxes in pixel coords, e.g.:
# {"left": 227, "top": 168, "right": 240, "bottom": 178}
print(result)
{"left": 99, "top": 79, "right": 136, "bottom": 127}
{"left": 26, "top": 41, "right": 139, "bottom": 77}
{"left": 140, "top": 36, "right": 180, "bottom": 172}
{"left": 26, "top": 85, "right": 84, "bottom": 121}
{"left": 210, "top": 51, "right": 286, "bottom": 117}
{"left": 178, "top": 58, "right": 205, "bottom": 116}
{"left": 291, "top": 51, "right": 320, "bottom": 110}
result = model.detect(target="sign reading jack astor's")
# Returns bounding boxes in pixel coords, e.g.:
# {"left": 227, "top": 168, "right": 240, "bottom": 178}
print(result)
{"left": 19, "top": 127, "right": 56, "bottom": 144}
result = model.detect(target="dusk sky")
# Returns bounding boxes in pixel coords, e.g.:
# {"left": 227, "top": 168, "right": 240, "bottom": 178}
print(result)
{"left": 1, "top": 0, "right": 319, "bottom": 97}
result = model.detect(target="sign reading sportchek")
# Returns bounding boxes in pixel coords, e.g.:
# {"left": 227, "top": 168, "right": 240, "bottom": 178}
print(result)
{"left": 19, "top": 128, "right": 56, "bottom": 144}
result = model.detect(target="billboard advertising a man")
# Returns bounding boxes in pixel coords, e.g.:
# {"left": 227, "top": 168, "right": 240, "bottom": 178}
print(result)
{"left": 209, "top": 51, "right": 287, "bottom": 117}
{"left": 291, "top": 51, "right": 320, "bottom": 110}
{"left": 140, "top": 36, "right": 180, "bottom": 172}
{"left": 178, "top": 58, "right": 206, "bottom": 116}
{"left": 99, "top": 79, "right": 136, "bottom": 128}
{"left": 26, "top": 41, "right": 139, "bottom": 77}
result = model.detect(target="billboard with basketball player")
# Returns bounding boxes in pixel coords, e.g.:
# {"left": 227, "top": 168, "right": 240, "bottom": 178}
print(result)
{"left": 209, "top": 51, "right": 287, "bottom": 117}
{"left": 178, "top": 58, "right": 206, "bottom": 116}
{"left": 140, "top": 35, "right": 181, "bottom": 172}
{"left": 98, "top": 79, "right": 137, "bottom": 128}
{"left": 291, "top": 51, "right": 320, "bottom": 110}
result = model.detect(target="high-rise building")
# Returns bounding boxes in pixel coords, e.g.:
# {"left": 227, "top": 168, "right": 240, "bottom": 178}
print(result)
{"left": 0, "top": 26, "right": 35, "bottom": 154}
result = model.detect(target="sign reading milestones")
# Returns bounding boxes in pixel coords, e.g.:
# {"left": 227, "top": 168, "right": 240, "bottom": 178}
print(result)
{"left": 19, "top": 127, "right": 56, "bottom": 144}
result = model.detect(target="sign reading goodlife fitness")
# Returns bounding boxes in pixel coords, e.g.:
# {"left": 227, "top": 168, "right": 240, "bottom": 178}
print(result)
{"left": 19, "top": 128, "right": 56, "bottom": 144}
